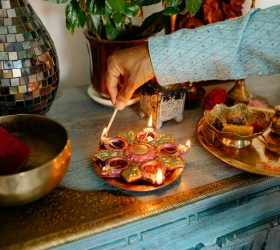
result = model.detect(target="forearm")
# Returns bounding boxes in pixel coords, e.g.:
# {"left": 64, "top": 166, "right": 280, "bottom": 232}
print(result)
{"left": 148, "top": 5, "right": 280, "bottom": 85}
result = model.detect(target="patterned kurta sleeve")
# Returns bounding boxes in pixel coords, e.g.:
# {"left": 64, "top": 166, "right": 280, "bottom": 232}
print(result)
{"left": 148, "top": 5, "right": 280, "bottom": 85}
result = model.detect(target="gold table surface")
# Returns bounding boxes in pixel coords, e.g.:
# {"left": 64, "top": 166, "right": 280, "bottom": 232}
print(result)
{"left": 0, "top": 76, "right": 279, "bottom": 249}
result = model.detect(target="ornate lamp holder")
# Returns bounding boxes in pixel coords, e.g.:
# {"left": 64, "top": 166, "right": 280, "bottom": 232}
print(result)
{"left": 139, "top": 81, "right": 186, "bottom": 129}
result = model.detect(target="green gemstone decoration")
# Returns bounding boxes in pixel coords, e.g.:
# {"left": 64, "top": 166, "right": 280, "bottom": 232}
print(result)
{"left": 121, "top": 165, "right": 142, "bottom": 183}
{"left": 160, "top": 156, "right": 184, "bottom": 170}
{"left": 119, "top": 130, "right": 135, "bottom": 144}
{"left": 156, "top": 134, "right": 175, "bottom": 145}
{"left": 94, "top": 150, "right": 118, "bottom": 161}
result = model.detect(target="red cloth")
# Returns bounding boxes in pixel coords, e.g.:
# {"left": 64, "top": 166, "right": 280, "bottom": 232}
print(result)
{"left": 0, "top": 127, "right": 31, "bottom": 175}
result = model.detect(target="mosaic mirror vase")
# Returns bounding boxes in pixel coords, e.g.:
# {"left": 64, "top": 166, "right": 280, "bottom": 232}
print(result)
{"left": 0, "top": 0, "right": 59, "bottom": 115}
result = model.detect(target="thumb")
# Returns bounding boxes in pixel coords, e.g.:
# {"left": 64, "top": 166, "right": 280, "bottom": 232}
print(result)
{"left": 115, "top": 82, "right": 138, "bottom": 110}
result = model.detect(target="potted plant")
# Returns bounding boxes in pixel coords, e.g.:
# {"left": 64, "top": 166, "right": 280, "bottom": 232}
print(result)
{"left": 46, "top": 0, "right": 203, "bottom": 99}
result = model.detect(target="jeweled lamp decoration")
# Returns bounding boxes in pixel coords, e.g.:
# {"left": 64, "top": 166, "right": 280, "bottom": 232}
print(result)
{"left": 0, "top": 0, "right": 59, "bottom": 115}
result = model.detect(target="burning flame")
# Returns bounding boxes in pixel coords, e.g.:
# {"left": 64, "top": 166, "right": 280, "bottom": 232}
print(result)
{"left": 101, "top": 127, "right": 108, "bottom": 139}
{"left": 148, "top": 115, "right": 153, "bottom": 128}
{"left": 147, "top": 136, "right": 153, "bottom": 142}
{"left": 156, "top": 168, "right": 163, "bottom": 185}
{"left": 185, "top": 140, "right": 191, "bottom": 149}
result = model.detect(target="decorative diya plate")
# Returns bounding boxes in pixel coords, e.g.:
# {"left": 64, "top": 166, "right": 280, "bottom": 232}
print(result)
{"left": 197, "top": 117, "right": 280, "bottom": 176}
{"left": 92, "top": 130, "right": 189, "bottom": 192}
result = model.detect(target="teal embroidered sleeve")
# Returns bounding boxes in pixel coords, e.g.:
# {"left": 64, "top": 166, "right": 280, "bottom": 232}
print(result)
{"left": 148, "top": 5, "right": 280, "bottom": 85}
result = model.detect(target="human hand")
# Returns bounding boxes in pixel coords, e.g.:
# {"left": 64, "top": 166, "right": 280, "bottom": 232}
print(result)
{"left": 105, "top": 44, "right": 155, "bottom": 110}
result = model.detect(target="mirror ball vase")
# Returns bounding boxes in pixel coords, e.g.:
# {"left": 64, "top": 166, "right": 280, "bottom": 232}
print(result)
{"left": 0, "top": 0, "right": 59, "bottom": 115}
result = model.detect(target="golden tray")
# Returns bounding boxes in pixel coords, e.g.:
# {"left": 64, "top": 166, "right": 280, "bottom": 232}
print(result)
{"left": 197, "top": 117, "right": 280, "bottom": 176}
{"left": 92, "top": 161, "right": 182, "bottom": 192}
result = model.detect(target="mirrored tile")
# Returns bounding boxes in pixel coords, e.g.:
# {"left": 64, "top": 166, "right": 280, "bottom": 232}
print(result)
{"left": 7, "top": 9, "right": 16, "bottom": 18}
{"left": 22, "top": 41, "right": 31, "bottom": 49}
{"left": 4, "top": 17, "right": 12, "bottom": 26}
{"left": 8, "top": 25, "right": 17, "bottom": 34}
{"left": 15, "top": 33, "right": 24, "bottom": 42}
{"left": 1, "top": 79, "right": 10, "bottom": 87}
{"left": 6, "top": 34, "right": 16, "bottom": 42}
{"left": 26, "top": 48, "right": 34, "bottom": 58}
{"left": 34, "top": 46, "right": 42, "bottom": 56}
{"left": 0, "top": 10, "right": 8, "bottom": 18}
{"left": 27, "top": 83, "right": 35, "bottom": 91}
{"left": 15, "top": 93, "right": 24, "bottom": 101}
{"left": 10, "top": 78, "right": 19, "bottom": 86}
{"left": 0, "top": 43, "right": 4, "bottom": 51}
{"left": 3, "top": 69, "right": 12, "bottom": 78}
{"left": 18, "top": 85, "right": 27, "bottom": 94}
{"left": 16, "top": 25, "right": 25, "bottom": 33}
{"left": 13, "top": 60, "right": 22, "bottom": 69}
{"left": 24, "top": 31, "right": 32, "bottom": 40}
{"left": 28, "top": 74, "right": 36, "bottom": 83}
{"left": 32, "top": 89, "right": 40, "bottom": 98}
{"left": 4, "top": 60, "right": 13, "bottom": 69}
{"left": 24, "top": 91, "right": 33, "bottom": 100}
{"left": 8, "top": 51, "right": 18, "bottom": 60}
{"left": 0, "top": 35, "right": 6, "bottom": 42}
{"left": 0, "top": 26, "right": 8, "bottom": 35}
{"left": 12, "top": 17, "right": 21, "bottom": 25}
{"left": 12, "top": 68, "right": 21, "bottom": 77}
{"left": 2, "top": 1, "right": 11, "bottom": 9}
{"left": 5, "top": 43, "right": 14, "bottom": 51}
{"left": 22, "top": 58, "right": 31, "bottom": 67}
{"left": 13, "top": 42, "right": 23, "bottom": 51}
{"left": 9, "top": 86, "right": 18, "bottom": 94}
{"left": 18, "top": 50, "right": 27, "bottom": 59}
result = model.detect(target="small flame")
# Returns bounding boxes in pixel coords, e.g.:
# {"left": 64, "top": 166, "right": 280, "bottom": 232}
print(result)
{"left": 156, "top": 168, "right": 163, "bottom": 185}
{"left": 101, "top": 127, "right": 108, "bottom": 139}
{"left": 148, "top": 115, "right": 153, "bottom": 128}
{"left": 185, "top": 140, "right": 191, "bottom": 149}
{"left": 147, "top": 135, "right": 153, "bottom": 142}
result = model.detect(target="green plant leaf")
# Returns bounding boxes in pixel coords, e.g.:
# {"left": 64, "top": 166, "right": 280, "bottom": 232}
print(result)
{"left": 136, "top": 11, "right": 167, "bottom": 38}
{"left": 185, "top": 0, "right": 202, "bottom": 16}
{"left": 106, "top": 0, "right": 126, "bottom": 12}
{"left": 165, "top": 0, "right": 183, "bottom": 7}
{"left": 105, "top": 19, "right": 118, "bottom": 40}
{"left": 65, "top": 1, "right": 86, "bottom": 32}
{"left": 91, "top": 0, "right": 105, "bottom": 14}
{"left": 112, "top": 12, "right": 123, "bottom": 26}
{"left": 163, "top": 6, "right": 179, "bottom": 15}
{"left": 124, "top": 4, "right": 141, "bottom": 18}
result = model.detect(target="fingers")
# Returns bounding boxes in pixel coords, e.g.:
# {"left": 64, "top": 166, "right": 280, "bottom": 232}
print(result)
{"left": 116, "top": 80, "right": 138, "bottom": 110}
{"left": 105, "top": 57, "right": 123, "bottom": 106}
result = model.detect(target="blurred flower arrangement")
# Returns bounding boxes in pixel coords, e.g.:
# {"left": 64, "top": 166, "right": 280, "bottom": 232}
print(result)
{"left": 203, "top": 88, "right": 228, "bottom": 110}
{"left": 176, "top": 0, "right": 245, "bottom": 29}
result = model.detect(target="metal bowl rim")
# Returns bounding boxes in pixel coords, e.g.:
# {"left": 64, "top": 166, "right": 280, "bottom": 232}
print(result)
{"left": 0, "top": 114, "right": 70, "bottom": 179}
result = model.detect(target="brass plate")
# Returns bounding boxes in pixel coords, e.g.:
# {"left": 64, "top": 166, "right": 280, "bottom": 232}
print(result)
{"left": 197, "top": 117, "right": 280, "bottom": 176}
{"left": 92, "top": 160, "right": 183, "bottom": 192}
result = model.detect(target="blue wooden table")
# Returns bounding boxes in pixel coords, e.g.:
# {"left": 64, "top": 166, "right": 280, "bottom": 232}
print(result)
{"left": 0, "top": 76, "right": 280, "bottom": 250}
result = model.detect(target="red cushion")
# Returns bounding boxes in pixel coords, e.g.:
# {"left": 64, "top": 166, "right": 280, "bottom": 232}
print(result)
{"left": 0, "top": 127, "right": 31, "bottom": 175}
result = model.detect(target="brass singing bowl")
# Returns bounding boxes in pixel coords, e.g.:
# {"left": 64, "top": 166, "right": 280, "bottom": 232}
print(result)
{"left": 0, "top": 114, "right": 71, "bottom": 206}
